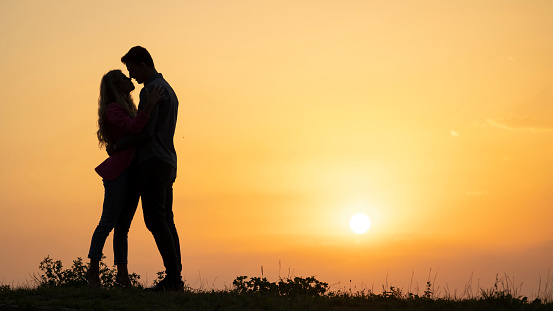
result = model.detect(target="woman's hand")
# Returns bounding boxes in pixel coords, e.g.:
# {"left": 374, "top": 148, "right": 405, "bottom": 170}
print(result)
{"left": 143, "top": 85, "right": 164, "bottom": 115}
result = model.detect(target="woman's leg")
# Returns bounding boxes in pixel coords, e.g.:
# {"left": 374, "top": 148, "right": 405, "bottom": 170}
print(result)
{"left": 113, "top": 167, "right": 140, "bottom": 286}
{"left": 86, "top": 259, "right": 101, "bottom": 286}
{"left": 115, "top": 263, "right": 132, "bottom": 287}
{"left": 87, "top": 172, "right": 129, "bottom": 267}
{"left": 113, "top": 168, "right": 139, "bottom": 264}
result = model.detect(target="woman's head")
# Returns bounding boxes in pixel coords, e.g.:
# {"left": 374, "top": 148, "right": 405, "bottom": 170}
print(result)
{"left": 97, "top": 70, "right": 137, "bottom": 149}
{"left": 99, "top": 69, "right": 135, "bottom": 102}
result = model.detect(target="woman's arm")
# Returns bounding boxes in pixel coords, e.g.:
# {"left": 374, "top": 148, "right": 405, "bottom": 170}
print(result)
{"left": 105, "top": 85, "right": 163, "bottom": 133}
{"left": 106, "top": 104, "right": 150, "bottom": 134}
{"left": 141, "top": 85, "right": 164, "bottom": 115}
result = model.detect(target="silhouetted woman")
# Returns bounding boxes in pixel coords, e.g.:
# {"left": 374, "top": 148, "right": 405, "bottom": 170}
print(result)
{"left": 87, "top": 69, "right": 162, "bottom": 287}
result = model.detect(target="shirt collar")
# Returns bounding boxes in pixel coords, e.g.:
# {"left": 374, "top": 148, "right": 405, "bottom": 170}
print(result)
{"left": 145, "top": 73, "right": 163, "bottom": 86}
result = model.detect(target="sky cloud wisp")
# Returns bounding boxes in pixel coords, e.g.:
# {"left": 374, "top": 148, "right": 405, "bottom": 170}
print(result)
{"left": 487, "top": 116, "right": 553, "bottom": 132}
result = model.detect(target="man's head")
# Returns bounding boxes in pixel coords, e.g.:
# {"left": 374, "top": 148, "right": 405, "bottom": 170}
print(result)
{"left": 121, "top": 46, "right": 156, "bottom": 84}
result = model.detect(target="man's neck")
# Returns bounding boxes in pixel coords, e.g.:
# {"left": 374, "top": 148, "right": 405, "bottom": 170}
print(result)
{"left": 143, "top": 68, "right": 159, "bottom": 84}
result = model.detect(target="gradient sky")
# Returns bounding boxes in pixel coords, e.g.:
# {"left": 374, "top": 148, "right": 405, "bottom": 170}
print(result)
{"left": 2, "top": 0, "right": 553, "bottom": 297}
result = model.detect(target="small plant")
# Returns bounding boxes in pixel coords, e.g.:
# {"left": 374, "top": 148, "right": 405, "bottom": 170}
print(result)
{"left": 35, "top": 255, "right": 141, "bottom": 288}
{"left": 233, "top": 276, "right": 278, "bottom": 294}
{"left": 279, "top": 276, "right": 328, "bottom": 296}
{"left": 233, "top": 275, "right": 328, "bottom": 296}
{"left": 479, "top": 274, "right": 527, "bottom": 306}
{"left": 382, "top": 285, "right": 403, "bottom": 299}
{"left": 423, "top": 281, "right": 433, "bottom": 299}
{"left": 152, "top": 270, "right": 166, "bottom": 286}
{"left": 36, "top": 256, "right": 87, "bottom": 287}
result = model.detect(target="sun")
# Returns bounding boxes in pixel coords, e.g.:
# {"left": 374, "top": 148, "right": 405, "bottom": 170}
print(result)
{"left": 349, "top": 213, "right": 371, "bottom": 234}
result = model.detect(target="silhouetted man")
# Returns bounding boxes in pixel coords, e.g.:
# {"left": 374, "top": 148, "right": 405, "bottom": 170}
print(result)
{"left": 114, "top": 46, "right": 183, "bottom": 291}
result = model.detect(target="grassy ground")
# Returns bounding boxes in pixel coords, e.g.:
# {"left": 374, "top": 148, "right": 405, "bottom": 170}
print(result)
{"left": 1, "top": 286, "right": 553, "bottom": 311}
{"left": 3, "top": 257, "right": 553, "bottom": 310}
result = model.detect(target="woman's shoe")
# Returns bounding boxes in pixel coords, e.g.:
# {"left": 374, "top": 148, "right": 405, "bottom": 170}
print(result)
{"left": 86, "top": 269, "right": 101, "bottom": 287}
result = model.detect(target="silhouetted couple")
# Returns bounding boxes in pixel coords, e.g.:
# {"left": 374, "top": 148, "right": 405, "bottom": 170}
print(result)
{"left": 86, "top": 46, "right": 183, "bottom": 291}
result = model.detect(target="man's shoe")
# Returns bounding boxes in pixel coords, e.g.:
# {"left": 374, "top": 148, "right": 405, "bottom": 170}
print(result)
{"left": 145, "top": 277, "right": 184, "bottom": 292}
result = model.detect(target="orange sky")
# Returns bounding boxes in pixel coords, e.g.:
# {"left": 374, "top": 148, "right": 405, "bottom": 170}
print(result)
{"left": 2, "top": 0, "right": 553, "bottom": 297}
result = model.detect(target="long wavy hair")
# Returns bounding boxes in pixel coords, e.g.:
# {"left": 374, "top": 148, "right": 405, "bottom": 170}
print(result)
{"left": 97, "top": 69, "right": 137, "bottom": 149}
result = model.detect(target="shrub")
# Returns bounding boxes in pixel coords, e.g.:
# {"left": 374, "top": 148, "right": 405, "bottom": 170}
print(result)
{"left": 233, "top": 275, "right": 328, "bottom": 296}
{"left": 35, "top": 256, "right": 141, "bottom": 288}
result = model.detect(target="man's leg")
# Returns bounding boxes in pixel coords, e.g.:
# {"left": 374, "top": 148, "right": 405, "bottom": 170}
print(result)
{"left": 164, "top": 167, "right": 182, "bottom": 272}
{"left": 138, "top": 159, "right": 181, "bottom": 282}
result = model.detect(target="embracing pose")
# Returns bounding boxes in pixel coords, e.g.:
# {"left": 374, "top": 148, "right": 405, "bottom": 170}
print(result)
{"left": 114, "top": 46, "right": 183, "bottom": 291}
{"left": 87, "top": 69, "right": 162, "bottom": 287}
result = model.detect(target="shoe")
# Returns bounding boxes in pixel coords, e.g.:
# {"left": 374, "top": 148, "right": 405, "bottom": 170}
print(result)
{"left": 85, "top": 269, "right": 101, "bottom": 287}
{"left": 145, "top": 276, "right": 184, "bottom": 292}
{"left": 115, "top": 274, "right": 133, "bottom": 288}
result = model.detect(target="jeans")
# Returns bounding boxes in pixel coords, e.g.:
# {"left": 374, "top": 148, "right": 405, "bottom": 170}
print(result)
{"left": 138, "top": 159, "right": 182, "bottom": 279}
{"left": 88, "top": 166, "right": 139, "bottom": 264}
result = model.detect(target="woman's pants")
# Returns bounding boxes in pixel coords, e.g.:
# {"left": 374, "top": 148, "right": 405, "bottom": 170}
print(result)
{"left": 88, "top": 166, "right": 139, "bottom": 265}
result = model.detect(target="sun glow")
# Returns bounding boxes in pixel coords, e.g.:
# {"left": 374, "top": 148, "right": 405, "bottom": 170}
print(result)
{"left": 349, "top": 213, "right": 371, "bottom": 234}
